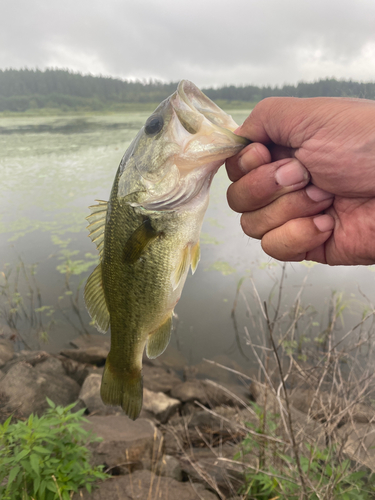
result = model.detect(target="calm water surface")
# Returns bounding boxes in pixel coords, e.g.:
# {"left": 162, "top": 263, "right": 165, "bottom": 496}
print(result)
{"left": 1, "top": 111, "right": 374, "bottom": 377}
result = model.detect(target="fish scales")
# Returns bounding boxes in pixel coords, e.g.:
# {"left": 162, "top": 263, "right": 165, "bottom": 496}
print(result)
{"left": 84, "top": 80, "right": 249, "bottom": 419}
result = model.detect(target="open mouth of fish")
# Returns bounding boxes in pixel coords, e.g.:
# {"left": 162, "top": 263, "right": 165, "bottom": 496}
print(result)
{"left": 171, "top": 80, "right": 248, "bottom": 166}
{"left": 138, "top": 80, "right": 248, "bottom": 211}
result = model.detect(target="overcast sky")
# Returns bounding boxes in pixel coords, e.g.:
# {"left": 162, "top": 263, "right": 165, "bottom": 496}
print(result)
{"left": 1, "top": 0, "right": 375, "bottom": 88}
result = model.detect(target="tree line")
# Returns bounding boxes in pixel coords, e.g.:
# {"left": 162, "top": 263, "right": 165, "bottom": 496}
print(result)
{"left": 0, "top": 68, "right": 374, "bottom": 112}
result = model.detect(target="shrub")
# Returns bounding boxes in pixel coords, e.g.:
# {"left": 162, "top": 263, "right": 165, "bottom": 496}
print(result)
{"left": 0, "top": 398, "right": 108, "bottom": 500}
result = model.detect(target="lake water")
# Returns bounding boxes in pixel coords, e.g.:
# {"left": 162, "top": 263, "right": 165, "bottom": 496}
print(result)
{"left": 1, "top": 110, "right": 375, "bottom": 378}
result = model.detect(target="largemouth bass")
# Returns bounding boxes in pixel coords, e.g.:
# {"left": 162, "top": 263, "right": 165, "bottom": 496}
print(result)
{"left": 84, "top": 80, "right": 248, "bottom": 420}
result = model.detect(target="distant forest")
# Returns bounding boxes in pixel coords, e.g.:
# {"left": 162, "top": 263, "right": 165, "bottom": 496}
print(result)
{"left": 1, "top": 68, "right": 375, "bottom": 112}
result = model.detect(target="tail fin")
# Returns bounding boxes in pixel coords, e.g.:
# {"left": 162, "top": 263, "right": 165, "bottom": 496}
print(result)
{"left": 100, "top": 360, "right": 143, "bottom": 420}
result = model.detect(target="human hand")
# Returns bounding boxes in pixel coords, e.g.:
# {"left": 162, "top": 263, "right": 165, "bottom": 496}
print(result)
{"left": 226, "top": 97, "right": 375, "bottom": 265}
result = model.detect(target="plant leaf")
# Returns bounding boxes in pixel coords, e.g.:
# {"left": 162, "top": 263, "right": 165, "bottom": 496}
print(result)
{"left": 7, "top": 465, "right": 20, "bottom": 486}
{"left": 15, "top": 449, "right": 29, "bottom": 461}
{"left": 30, "top": 453, "right": 40, "bottom": 475}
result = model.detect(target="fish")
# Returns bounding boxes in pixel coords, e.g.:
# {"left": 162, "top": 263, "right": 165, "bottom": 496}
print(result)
{"left": 84, "top": 80, "right": 248, "bottom": 420}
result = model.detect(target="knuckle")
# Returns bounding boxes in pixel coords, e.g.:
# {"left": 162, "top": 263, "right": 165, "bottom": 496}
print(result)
{"left": 240, "top": 213, "right": 262, "bottom": 239}
{"left": 261, "top": 220, "right": 304, "bottom": 261}
{"left": 226, "top": 185, "right": 242, "bottom": 212}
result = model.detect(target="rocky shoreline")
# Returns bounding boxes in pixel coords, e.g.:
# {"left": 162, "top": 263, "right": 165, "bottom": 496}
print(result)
{"left": 1, "top": 335, "right": 375, "bottom": 499}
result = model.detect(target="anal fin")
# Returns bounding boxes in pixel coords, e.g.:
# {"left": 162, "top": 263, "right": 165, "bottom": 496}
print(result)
{"left": 83, "top": 262, "right": 110, "bottom": 333}
{"left": 146, "top": 315, "right": 173, "bottom": 359}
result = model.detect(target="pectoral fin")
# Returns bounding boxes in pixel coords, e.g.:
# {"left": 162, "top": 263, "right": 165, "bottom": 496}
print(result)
{"left": 191, "top": 241, "right": 200, "bottom": 274}
{"left": 123, "top": 218, "right": 160, "bottom": 264}
{"left": 83, "top": 262, "right": 110, "bottom": 333}
{"left": 146, "top": 315, "right": 173, "bottom": 359}
{"left": 171, "top": 242, "right": 200, "bottom": 290}
{"left": 171, "top": 245, "right": 191, "bottom": 291}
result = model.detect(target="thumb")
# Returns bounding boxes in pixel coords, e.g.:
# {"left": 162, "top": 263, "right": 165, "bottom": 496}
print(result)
{"left": 236, "top": 96, "right": 319, "bottom": 147}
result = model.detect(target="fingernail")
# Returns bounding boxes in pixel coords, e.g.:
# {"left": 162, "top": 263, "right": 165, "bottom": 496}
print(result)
{"left": 306, "top": 185, "right": 334, "bottom": 202}
{"left": 275, "top": 160, "right": 309, "bottom": 187}
{"left": 237, "top": 156, "right": 247, "bottom": 174}
{"left": 313, "top": 214, "right": 335, "bottom": 232}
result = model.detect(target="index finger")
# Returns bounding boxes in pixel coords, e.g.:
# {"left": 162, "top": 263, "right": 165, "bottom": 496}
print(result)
{"left": 226, "top": 142, "right": 272, "bottom": 182}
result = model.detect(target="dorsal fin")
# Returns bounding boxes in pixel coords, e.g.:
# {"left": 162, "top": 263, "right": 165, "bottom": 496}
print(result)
{"left": 86, "top": 200, "right": 108, "bottom": 260}
{"left": 83, "top": 262, "right": 110, "bottom": 333}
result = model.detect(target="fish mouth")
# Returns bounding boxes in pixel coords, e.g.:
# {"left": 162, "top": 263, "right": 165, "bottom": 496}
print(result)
{"left": 176, "top": 80, "right": 240, "bottom": 132}
{"left": 171, "top": 80, "right": 249, "bottom": 163}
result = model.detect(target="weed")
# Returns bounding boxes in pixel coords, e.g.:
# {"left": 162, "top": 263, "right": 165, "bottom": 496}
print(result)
{"left": 188, "top": 264, "right": 375, "bottom": 500}
{"left": 0, "top": 398, "right": 108, "bottom": 499}
{"left": 236, "top": 403, "right": 375, "bottom": 499}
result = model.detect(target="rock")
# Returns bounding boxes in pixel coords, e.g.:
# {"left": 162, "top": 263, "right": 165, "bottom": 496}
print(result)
{"left": 34, "top": 358, "right": 86, "bottom": 414}
{"left": 79, "top": 373, "right": 119, "bottom": 415}
{"left": 1, "top": 350, "right": 49, "bottom": 373}
{"left": 3, "top": 352, "right": 90, "bottom": 387}
{"left": 155, "top": 454, "right": 182, "bottom": 481}
{"left": 142, "top": 364, "right": 182, "bottom": 393}
{"left": 34, "top": 356, "right": 66, "bottom": 378}
{"left": 87, "top": 365, "right": 104, "bottom": 376}
{"left": 290, "top": 388, "right": 375, "bottom": 424}
{"left": 0, "top": 390, "right": 9, "bottom": 418}
{"left": 73, "top": 471, "right": 217, "bottom": 500}
{"left": 352, "top": 405, "right": 375, "bottom": 424}
{"left": 157, "top": 345, "right": 188, "bottom": 370}
{"left": 0, "top": 324, "right": 15, "bottom": 337}
{"left": 170, "top": 380, "right": 240, "bottom": 407}
{"left": 188, "top": 408, "right": 245, "bottom": 448}
{"left": 0, "top": 388, "right": 24, "bottom": 424}
{"left": 58, "top": 355, "right": 91, "bottom": 385}
{"left": 142, "top": 388, "right": 180, "bottom": 423}
{"left": 181, "top": 401, "right": 201, "bottom": 415}
{"left": 0, "top": 339, "right": 14, "bottom": 368}
{"left": 79, "top": 374, "right": 180, "bottom": 420}
{"left": 60, "top": 346, "right": 108, "bottom": 365}
{"left": 163, "top": 422, "right": 185, "bottom": 455}
{"left": 72, "top": 477, "right": 132, "bottom": 500}
{"left": 180, "top": 446, "right": 245, "bottom": 498}
{"left": 162, "top": 407, "right": 245, "bottom": 451}
{"left": 83, "top": 415, "right": 163, "bottom": 474}
{"left": 337, "top": 422, "right": 375, "bottom": 471}
{"left": 246, "top": 382, "right": 327, "bottom": 447}
{"left": 70, "top": 334, "right": 111, "bottom": 351}
{"left": 1, "top": 361, "right": 80, "bottom": 417}
{"left": 188, "top": 408, "right": 239, "bottom": 432}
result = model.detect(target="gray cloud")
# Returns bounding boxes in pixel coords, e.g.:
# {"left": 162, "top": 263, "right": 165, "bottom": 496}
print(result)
{"left": 1, "top": 0, "right": 375, "bottom": 87}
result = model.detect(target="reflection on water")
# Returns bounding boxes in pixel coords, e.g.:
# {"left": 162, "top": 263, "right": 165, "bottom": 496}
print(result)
{"left": 1, "top": 111, "right": 375, "bottom": 375}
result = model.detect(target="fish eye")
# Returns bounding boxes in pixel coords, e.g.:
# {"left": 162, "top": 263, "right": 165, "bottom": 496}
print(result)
{"left": 144, "top": 115, "right": 164, "bottom": 136}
